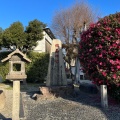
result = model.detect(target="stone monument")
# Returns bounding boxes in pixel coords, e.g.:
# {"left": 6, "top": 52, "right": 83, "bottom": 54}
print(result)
{"left": 39, "top": 39, "right": 71, "bottom": 99}
{"left": 46, "top": 39, "right": 67, "bottom": 86}
{"left": 1, "top": 49, "right": 31, "bottom": 120}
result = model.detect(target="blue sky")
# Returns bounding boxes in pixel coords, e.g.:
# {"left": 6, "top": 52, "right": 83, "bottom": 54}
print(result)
{"left": 0, "top": 0, "right": 120, "bottom": 29}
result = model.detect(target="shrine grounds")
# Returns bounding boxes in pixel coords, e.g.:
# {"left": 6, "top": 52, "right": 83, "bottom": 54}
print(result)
{"left": 0, "top": 83, "right": 120, "bottom": 120}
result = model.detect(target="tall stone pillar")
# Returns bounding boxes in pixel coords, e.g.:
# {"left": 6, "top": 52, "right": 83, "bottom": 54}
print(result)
{"left": 12, "top": 80, "right": 20, "bottom": 120}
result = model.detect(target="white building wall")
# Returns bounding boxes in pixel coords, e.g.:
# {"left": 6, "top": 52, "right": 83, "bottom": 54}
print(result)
{"left": 33, "top": 31, "right": 53, "bottom": 53}
{"left": 33, "top": 39, "right": 45, "bottom": 53}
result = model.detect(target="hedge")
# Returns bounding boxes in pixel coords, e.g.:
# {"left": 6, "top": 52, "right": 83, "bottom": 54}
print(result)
{"left": 0, "top": 51, "right": 49, "bottom": 83}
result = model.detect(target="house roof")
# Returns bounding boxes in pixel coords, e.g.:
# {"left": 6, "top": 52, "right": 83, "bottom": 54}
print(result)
{"left": 43, "top": 28, "right": 56, "bottom": 39}
{"left": 1, "top": 49, "right": 31, "bottom": 63}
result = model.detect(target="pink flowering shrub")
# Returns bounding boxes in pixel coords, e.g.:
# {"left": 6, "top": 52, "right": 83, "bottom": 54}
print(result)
{"left": 79, "top": 12, "right": 120, "bottom": 87}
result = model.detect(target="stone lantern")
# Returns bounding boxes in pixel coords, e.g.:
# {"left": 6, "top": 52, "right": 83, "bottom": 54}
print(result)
{"left": 1, "top": 49, "right": 31, "bottom": 120}
{"left": 1, "top": 49, "right": 31, "bottom": 80}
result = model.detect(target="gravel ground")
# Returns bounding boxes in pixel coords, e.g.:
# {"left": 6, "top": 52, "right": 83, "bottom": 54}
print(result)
{"left": 0, "top": 84, "right": 120, "bottom": 120}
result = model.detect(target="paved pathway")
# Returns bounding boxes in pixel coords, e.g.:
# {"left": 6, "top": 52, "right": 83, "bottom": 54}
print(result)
{"left": 0, "top": 84, "right": 120, "bottom": 120}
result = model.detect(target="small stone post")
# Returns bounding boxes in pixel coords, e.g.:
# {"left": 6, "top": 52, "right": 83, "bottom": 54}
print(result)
{"left": 12, "top": 80, "right": 20, "bottom": 120}
{"left": 101, "top": 85, "right": 108, "bottom": 108}
{"left": 74, "top": 58, "right": 80, "bottom": 84}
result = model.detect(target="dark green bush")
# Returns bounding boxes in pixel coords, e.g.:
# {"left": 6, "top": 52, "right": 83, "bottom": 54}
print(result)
{"left": 108, "top": 83, "right": 120, "bottom": 102}
{"left": 0, "top": 51, "right": 49, "bottom": 83}
{"left": 26, "top": 52, "right": 49, "bottom": 83}
{"left": 0, "top": 52, "right": 10, "bottom": 80}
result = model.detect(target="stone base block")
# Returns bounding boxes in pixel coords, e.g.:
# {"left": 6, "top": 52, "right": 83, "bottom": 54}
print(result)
{"left": 0, "top": 90, "right": 5, "bottom": 109}
{"left": 38, "top": 86, "right": 74, "bottom": 100}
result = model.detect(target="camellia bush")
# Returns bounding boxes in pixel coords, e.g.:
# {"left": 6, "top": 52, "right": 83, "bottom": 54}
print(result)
{"left": 79, "top": 12, "right": 120, "bottom": 87}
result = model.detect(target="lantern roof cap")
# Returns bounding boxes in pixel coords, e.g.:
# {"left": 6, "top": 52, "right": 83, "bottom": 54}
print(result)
{"left": 1, "top": 49, "right": 31, "bottom": 63}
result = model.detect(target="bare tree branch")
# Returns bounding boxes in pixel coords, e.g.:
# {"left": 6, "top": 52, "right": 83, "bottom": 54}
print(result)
{"left": 51, "top": 1, "right": 98, "bottom": 43}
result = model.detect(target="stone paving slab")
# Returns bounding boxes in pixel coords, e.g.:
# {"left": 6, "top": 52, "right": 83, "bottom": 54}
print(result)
{"left": 0, "top": 89, "right": 12, "bottom": 120}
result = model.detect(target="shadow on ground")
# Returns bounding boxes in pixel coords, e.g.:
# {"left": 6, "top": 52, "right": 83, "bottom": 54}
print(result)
{"left": 1, "top": 83, "right": 120, "bottom": 120}
{"left": 23, "top": 83, "right": 120, "bottom": 120}
{"left": 0, "top": 113, "right": 11, "bottom": 120}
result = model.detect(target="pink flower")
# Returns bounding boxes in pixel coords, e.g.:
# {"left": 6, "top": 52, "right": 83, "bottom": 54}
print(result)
{"left": 110, "top": 35, "right": 113, "bottom": 38}
{"left": 98, "top": 31, "right": 102, "bottom": 36}
{"left": 115, "top": 28, "right": 120, "bottom": 35}
{"left": 113, "top": 74, "right": 117, "bottom": 79}
{"left": 112, "top": 43, "right": 117, "bottom": 47}
{"left": 89, "top": 49, "right": 92, "bottom": 52}
{"left": 90, "top": 23, "right": 95, "bottom": 28}
{"left": 110, "top": 52, "right": 115, "bottom": 56}
{"left": 109, "top": 60, "right": 114, "bottom": 64}
{"left": 106, "top": 37, "right": 110, "bottom": 41}
{"left": 99, "top": 69, "right": 103, "bottom": 72}
{"left": 117, "top": 65, "right": 120, "bottom": 69}
{"left": 102, "top": 72, "right": 107, "bottom": 77}
{"left": 97, "top": 23, "right": 101, "bottom": 26}
{"left": 111, "top": 68, "right": 115, "bottom": 72}
{"left": 99, "top": 54, "right": 102, "bottom": 58}
{"left": 105, "top": 27, "right": 111, "bottom": 31}
{"left": 101, "top": 39, "right": 104, "bottom": 42}
{"left": 99, "top": 45, "right": 102, "bottom": 49}
{"left": 116, "top": 59, "right": 120, "bottom": 64}
{"left": 116, "top": 40, "right": 120, "bottom": 44}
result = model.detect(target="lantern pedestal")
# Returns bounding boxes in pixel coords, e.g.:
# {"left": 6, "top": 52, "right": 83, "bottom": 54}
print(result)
{"left": 12, "top": 80, "right": 20, "bottom": 120}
